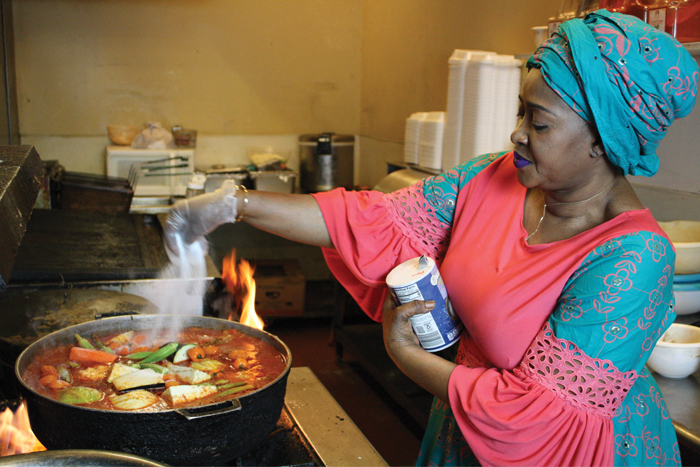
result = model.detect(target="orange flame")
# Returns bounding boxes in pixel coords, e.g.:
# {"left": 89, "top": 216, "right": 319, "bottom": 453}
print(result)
{"left": 222, "top": 249, "right": 264, "bottom": 330}
{"left": 0, "top": 403, "right": 45, "bottom": 456}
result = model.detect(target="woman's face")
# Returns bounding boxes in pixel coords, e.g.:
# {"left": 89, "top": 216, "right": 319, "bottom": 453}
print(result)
{"left": 511, "top": 69, "right": 602, "bottom": 193}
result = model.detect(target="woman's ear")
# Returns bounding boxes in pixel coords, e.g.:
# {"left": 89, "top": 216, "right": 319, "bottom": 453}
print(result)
{"left": 590, "top": 140, "right": 606, "bottom": 158}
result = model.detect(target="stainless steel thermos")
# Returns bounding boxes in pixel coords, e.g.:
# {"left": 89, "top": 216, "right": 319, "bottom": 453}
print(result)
{"left": 299, "top": 133, "right": 354, "bottom": 193}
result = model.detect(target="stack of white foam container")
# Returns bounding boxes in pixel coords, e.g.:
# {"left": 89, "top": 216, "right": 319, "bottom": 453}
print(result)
{"left": 458, "top": 52, "right": 522, "bottom": 165}
{"left": 418, "top": 112, "right": 445, "bottom": 171}
{"left": 442, "top": 50, "right": 478, "bottom": 171}
{"left": 403, "top": 50, "right": 522, "bottom": 174}
{"left": 404, "top": 112, "right": 428, "bottom": 166}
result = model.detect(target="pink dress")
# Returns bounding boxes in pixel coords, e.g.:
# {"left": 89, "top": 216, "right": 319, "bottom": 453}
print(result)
{"left": 312, "top": 152, "right": 679, "bottom": 466}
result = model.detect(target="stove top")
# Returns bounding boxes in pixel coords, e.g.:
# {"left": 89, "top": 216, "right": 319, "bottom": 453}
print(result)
{"left": 231, "top": 405, "right": 320, "bottom": 466}
{"left": 0, "top": 368, "right": 387, "bottom": 467}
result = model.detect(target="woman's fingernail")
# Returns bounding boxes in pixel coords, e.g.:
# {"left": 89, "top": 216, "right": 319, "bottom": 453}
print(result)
{"left": 425, "top": 301, "right": 436, "bottom": 309}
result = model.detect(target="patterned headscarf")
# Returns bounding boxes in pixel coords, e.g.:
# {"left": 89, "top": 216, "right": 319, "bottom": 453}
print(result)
{"left": 527, "top": 9, "right": 699, "bottom": 177}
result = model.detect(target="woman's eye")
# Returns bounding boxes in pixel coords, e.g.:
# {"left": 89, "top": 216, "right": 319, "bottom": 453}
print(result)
{"left": 532, "top": 123, "right": 548, "bottom": 131}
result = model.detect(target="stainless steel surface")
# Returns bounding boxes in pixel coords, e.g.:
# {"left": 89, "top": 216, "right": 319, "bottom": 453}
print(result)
{"left": 285, "top": 366, "right": 387, "bottom": 467}
{"left": 372, "top": 167, "right": 432, "bottom": 194}
{"left": 129, "top": 196, "right": 176, "bottom": 214}
{"left": 652, "top": 313, "right": 700, "bottom": 452}
{"left": 0, "top": 450, "right": 169, "bottom": 467}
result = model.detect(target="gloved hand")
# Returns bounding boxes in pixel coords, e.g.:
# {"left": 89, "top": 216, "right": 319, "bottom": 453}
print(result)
{"left": 164, "top": 180, "right": 239, "bottom": 257}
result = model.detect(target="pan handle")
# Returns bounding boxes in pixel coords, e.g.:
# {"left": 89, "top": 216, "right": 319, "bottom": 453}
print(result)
{"left": 174, "top": 399, "right": 242, "bottom": 420}
{"left": 94, "top": 311, "right": 140, "bottom": 320}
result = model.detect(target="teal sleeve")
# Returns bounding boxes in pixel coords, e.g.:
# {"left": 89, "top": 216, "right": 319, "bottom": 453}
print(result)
{"left": 421, "top": 152, "right": 506, "bottom": 226}
{"left": 548, "top": 231, "right": 676, "bottom": 373}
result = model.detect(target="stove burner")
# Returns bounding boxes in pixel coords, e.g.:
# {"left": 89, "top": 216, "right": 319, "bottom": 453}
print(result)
{"left": 234, "top": 406, "right": 321, "bottom": 466}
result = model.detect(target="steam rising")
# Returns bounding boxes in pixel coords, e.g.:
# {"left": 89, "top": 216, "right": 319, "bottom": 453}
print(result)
{"left": 149, "top": 235, "right": 209, "bottom": 342}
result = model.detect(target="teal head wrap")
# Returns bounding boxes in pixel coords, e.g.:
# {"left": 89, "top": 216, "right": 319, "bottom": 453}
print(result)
{"left": 528, "top": 9, "right": 699, "bottom": 177}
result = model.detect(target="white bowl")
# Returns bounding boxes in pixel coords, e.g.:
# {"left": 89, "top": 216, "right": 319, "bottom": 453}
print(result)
{"left": 647, "top": 323, "right": 700, "bottom": 378}
{"left": 673, "top": 283, "right": 700, "bottom": 315}
{"left": 658, "top": 220, "right": 700, "bottom": 275}
{"left": 675, "top": 289, "right": 700, "bottom": 315}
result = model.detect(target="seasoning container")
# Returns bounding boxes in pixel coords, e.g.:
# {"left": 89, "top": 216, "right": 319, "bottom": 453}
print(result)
{"left": 186, "top": 173, "right": 207, "bottom": 198}
{"left": 386, "top": 255, "right": 463, "bottom": 352}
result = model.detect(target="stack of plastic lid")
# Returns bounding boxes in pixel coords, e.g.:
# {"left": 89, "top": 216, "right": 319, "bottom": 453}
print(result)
{"left": 404, "top": 112, "right": 428, "bottom": 166}
{"left": 418, "top": 112, "right": 446, "bottom": 171}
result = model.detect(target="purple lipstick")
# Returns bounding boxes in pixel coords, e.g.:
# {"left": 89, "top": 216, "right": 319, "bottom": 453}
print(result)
{"left": 513, "top": 152, "right": 531, "bottom": 169}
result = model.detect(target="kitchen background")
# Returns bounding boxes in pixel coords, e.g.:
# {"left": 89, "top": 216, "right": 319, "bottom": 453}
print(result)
{"left": 3, "top": 0, "right": 698, "bottom": 201}
{"left": 1, "top": 2, "right": 700, "bottom": 464}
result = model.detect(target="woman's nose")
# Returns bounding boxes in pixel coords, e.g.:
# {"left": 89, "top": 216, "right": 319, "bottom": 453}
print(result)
{"left": 510, "top": 120, "right": 528, "bottom": 146}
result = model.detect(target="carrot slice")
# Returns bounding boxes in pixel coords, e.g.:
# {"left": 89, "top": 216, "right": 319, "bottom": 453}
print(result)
{"left": 69, "top": 346, "right": 118, "bottom": 364}
{"left": 39, "top": 374, "right": 58, "bottom": 386}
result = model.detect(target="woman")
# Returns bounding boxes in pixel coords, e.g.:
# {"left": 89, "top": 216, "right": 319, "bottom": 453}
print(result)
{"left": 165, "top": 10, "right": 698, "bottom": 466}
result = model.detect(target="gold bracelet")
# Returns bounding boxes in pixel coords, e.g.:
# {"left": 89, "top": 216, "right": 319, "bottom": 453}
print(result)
{"left": 234, "top": 185, "right": 248, "bottom": 222}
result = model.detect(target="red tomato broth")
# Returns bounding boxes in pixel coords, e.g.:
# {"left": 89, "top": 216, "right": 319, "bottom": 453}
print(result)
{"left": 21, "top": 327, "right": 288, "bottom": 412}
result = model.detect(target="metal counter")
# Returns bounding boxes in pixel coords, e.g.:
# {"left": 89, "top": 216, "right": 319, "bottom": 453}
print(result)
{"left": 654, "top": 312, "right": 700, "bottom": 461}
{"left": 285, "top": 367, "right": 388, "bottom": 466}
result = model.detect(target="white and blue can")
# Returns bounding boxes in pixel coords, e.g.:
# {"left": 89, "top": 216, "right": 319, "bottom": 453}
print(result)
{"left": 386, "top": 255, "right": 462, "bottom": 352}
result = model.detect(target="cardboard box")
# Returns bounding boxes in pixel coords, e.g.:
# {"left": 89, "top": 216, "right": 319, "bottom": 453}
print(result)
{"left": 253, "top": 260, "right": 305, "bottom": 316}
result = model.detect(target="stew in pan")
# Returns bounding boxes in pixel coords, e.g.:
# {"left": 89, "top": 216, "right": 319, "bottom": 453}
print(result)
{"left": 21, "top": 327, "right": 287, "bottom": 411}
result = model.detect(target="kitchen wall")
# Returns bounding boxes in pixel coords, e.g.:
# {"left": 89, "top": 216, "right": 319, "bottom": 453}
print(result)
{"left": 10, "top": 0, "right": 700, "bottom": 211}
{"left": 13, "top": 0, "right": 363, "bottom": 173}
{"left": 11, "top": 0, "right": 558, "bottom": 180}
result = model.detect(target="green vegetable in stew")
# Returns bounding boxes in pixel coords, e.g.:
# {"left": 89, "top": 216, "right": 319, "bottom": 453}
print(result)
{"left": 217, "top": 384, "right": 254, "bottom": 397}
{"left": 95, "top": 340, "right": 115, "bottom": 354}
{"left": 57, "top": 387, "right": 104, "bottom": 405}
{"left": 139, "top": 343, "right": 178, "bottom": 364}
{"left": 56, "top": 365, "right": 71, "bottom": 383}
{"left": 139, "top": 363, "right": 169, "bottom": 374}
{"left": 125, "top": 351, "right": 153, "bottom": 360}
{"left": 74, "top": 334, "right": 95, "bottom": 350}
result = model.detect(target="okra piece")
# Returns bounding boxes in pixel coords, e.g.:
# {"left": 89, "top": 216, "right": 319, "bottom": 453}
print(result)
{"left": 139, "top": 343, "right": 178, "bottom": 364}
{"left": 140, "top": 363, "right": 170, "bottom": 374}
{"left": 95, "top": 340, "right": 115, "bottom": 354}
{"left": 75, "top": 334, "right": 95, "bottom": 350}
{"left": 126, "top": 351, "right": 153, "bottom": 360}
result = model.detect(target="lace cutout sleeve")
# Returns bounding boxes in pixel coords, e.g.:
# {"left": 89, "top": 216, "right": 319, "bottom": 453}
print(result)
{"left": 382, "top": 152, "right": 504, "bottom": 260}
{"left": 518, "top": 322, "right": 638, "bottom": 419}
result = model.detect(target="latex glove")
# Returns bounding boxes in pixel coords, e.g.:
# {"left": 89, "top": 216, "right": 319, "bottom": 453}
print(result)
{"left": 164, "top": 180, "right": 239, "bottom": 257}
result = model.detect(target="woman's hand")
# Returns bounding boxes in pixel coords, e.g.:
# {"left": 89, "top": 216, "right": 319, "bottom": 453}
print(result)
{"left": 381, "top": 293, "right": 433, "bottom": 357}
{"left": 381, "top": 291, "right": 456, "bottom": 402}
{"left": 164, "top": 180, "right": 240, "bottom": 256}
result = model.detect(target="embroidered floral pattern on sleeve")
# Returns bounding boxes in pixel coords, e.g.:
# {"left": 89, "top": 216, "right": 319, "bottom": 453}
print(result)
{"left": 549, "top": 231, "right": 678, "bottom": 466}
{"left": 382, "top": 152, "right": 503, "bottom": 260}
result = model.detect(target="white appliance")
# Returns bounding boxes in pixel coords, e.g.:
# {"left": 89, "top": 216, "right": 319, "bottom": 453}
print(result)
{"left": 106, "top": 146, "right": 195, "bottom": 196}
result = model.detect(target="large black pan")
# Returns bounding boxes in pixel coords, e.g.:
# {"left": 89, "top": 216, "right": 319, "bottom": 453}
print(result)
{"left": 14, "top": 315, "right": 292, "bottom": 466}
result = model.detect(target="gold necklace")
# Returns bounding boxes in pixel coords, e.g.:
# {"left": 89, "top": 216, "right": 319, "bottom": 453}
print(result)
{"left": 526, "top": 181, "right": 614, "bottom": 242}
